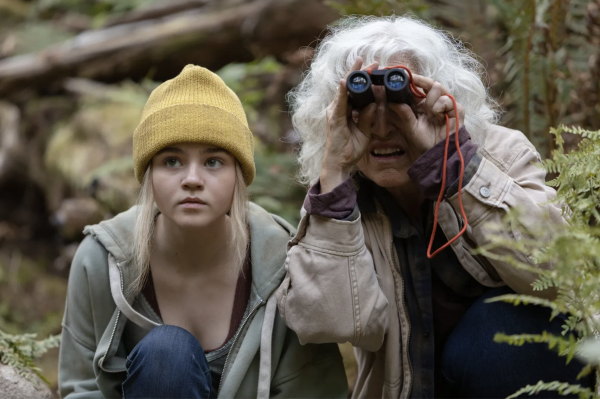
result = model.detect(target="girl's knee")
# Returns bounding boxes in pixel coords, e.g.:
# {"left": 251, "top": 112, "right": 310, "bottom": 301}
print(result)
{"left": 130, "top": 325, "right": 205, "bottom": 367}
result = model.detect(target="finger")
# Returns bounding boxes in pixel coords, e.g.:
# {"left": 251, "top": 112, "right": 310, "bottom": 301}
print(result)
{"left": 355, "top": 103, "right": 376, "bottom": 137}
{"left": 423, "top": 82, "right": 447, "bottom": 118}
{"left": 361, "top": 60, "right": 379, "bottom": 72}
{"left": 411, "top": 74, "right": 450, "bottom": 96}
{"left": 431, "top": 97, "right": 465, "bottom": 123}
{"left": 431, "top": 96, "right": 455, "bottom": 118}
{"left": 331, "top": 78, "right": 350, "bottom": 119}
{"left": 351, "top": 109, "right": 359, "bottom": 124}
{"left": 451, "top": 103, "right": 465, "bottom": 132}
{"left": 389, "top": 102, "right": 417, "bottom": 129}
{"left": 343, "top": 57, "right": 364, "bottom": 81}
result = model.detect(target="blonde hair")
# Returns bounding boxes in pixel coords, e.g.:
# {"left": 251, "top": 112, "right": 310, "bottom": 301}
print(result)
{"left": 128, "top": 162, "right": 249, "bottom": 297}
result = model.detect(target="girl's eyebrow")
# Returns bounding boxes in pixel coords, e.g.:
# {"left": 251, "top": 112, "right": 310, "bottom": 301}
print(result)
{"left": 155, "top": 147, "right": 183, "bottom": 155}
{"left": 155, "top": 146, "right": 229, "bottom": 155}
{"left": 202, "top": 147, "right": 228, "bottom": 155}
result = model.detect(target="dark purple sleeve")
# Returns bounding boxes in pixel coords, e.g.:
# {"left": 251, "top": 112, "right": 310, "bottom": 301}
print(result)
{"left": 407, "top": 127, "right": 479, "bottom": 200}
{"left": 303, "top": 177, "right": 357, "bottom": 219}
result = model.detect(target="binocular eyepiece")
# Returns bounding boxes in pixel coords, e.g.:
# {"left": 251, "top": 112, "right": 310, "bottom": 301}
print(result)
{"left": 346, "top": 69, "right": 412, "bottom": 110}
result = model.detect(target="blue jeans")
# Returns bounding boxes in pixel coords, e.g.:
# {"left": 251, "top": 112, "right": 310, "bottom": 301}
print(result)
{"left": 441, "top": 286, "right": 593, "bottom": 398}
{"left": 122, "top": 325, "right": 212, "bottom": 399}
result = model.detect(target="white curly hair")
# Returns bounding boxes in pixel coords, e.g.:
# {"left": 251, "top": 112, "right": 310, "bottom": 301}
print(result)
{"left": 288, "top": 15, "right": 501, "bottom": 186}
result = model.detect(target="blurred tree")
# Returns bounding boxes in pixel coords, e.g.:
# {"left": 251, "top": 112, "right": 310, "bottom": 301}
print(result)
{"left": 483, "top": 0, "right": 597, "bottom": 155}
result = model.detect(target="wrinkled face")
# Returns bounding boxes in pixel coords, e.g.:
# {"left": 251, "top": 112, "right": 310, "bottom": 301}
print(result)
{"left": 353, "top": 85, "right": 418, "bottom": 188}
{"left": 151, "top": 143, "right": 236, "bottom": 230}
{"left": 353, "top": 72, "right": 420, "bottom": 189}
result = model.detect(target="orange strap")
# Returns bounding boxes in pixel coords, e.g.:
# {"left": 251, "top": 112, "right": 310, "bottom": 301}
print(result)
{"left": 368, "top": 65, "right": 468, "bottom": 258}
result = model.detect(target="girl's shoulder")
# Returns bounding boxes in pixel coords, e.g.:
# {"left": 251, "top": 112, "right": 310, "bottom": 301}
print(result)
{"left": 248, "top": 202, "right": 296, "bottom": 240}
{"left": 68, "top": 205, "right": 138, "bottom": 291}
{"left": 82, "top": 206, "right": 139, "bottom": 263}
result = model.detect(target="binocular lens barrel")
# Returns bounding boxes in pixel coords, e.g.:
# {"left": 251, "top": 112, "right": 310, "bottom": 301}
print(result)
{"left": 347, "top": 69, "right": 411, "bottom": 110}
{"left": 386, "top": 72, "right": 405, "bottom": 90}
{"left": 349, "top": 75, "right": 369, "bottom": 91}
{"left": 347, "top": 70, "right": 375, "bottom": 110}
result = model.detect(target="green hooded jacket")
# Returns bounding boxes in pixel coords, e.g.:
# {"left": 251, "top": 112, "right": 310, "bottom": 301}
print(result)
{"left": 58, "top": 203, "right": 348, "bottom": 398}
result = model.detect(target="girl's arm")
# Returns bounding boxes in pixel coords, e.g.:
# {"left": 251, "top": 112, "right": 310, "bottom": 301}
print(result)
{"left": 58, "top": 236, "right": 113, "bottom": 398}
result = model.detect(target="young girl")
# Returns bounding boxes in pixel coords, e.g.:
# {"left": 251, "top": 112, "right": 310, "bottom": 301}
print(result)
{"left": 58, "top": 65, "right": 347, "bottom": 399}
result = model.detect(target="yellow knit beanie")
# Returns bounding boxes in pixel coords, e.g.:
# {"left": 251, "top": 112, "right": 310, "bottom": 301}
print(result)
{"left": 133, "top": 65, "right": 255, "bottom": 185}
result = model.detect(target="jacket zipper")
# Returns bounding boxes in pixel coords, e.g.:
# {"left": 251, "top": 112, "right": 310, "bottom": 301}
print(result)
{"left": 386, "top": 216, "right": 413, "bottom": 396}
{"left": 217, "top": 298, "right": 265, "bottom": 395}
{"left": 99, "top": 261, "right": 125, "bottom": 372}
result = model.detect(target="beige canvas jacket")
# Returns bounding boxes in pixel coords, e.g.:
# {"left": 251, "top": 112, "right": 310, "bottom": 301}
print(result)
{"left": 276, "top": 124, "right": 566, "bottom": 398}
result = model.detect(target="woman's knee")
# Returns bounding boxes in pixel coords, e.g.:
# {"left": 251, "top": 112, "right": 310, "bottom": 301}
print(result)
{"left": 441, "top": 287, "right": 590, "bottom": 398}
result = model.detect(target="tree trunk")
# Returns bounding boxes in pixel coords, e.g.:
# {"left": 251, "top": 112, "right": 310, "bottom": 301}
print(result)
{"left": 0, "top": 0, "right": 337, "bottom": 99}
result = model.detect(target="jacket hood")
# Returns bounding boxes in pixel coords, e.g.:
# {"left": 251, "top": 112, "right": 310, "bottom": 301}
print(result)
{"left": 83, "top": 202, "right": 295, "bottom": 302}
{"left": 81, "top": 203, "right": 300, "bottom": 398}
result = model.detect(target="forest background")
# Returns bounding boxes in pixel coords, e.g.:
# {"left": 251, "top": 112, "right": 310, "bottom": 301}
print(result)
{"left": 0, "top": 0, "right": 599, "bottom": 397}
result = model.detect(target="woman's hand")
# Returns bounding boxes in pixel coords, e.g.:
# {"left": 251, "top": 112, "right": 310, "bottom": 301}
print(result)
{"left": 320, "top": 57, "right": 377, "bottom": 194}
{"left": 388, "top": 74, "right": 465, "bottom": 160}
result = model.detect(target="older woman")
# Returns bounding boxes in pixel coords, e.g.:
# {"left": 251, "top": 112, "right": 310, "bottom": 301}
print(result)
{"left": 277, "top": 16, "right": 591, "bottom": 398}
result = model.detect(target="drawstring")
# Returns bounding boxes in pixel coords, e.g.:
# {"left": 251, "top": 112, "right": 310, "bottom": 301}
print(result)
{"left": 109, "top": 251, "right": 278, "bottom": 397}
{"left": 257, "top": 294, "right": 278, "bottom": 399}
{"left": 108, "top": 254, "right": 160, "bottom": 330}
{"left": 368, "top": 65, "right": 468, "bottom": 258}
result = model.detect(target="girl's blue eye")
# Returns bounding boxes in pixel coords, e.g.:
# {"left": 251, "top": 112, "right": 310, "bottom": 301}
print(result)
{"left": 165, "top": 158, "right": 182, "bottom": 168}
{"left": 206, "top": 158, "right": 223, "bottom": 168}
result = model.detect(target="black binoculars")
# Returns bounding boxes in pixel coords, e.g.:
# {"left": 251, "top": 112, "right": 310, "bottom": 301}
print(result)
{"left": 346, "top": 68, "right": 412, "bottom": 110}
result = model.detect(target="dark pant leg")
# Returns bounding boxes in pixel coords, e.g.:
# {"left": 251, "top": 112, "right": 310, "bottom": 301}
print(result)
{"left": 122, "top": 325, "right": 212, "bottom": 399}
{"left": 441, "top": 286, "right": 592, "bottom": 399}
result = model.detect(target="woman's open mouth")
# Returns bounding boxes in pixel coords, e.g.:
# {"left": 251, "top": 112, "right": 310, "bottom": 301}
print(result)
{"left": 371, "top": 147, "right": 405, "bottom": 158}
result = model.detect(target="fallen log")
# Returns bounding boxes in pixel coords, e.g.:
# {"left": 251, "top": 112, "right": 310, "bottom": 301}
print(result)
{"left": 0, "top": 0, "right": 337, "bottom": 99}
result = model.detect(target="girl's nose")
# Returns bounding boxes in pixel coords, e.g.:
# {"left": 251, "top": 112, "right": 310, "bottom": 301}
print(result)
{"left": 181, "top": 163, "right": 204, "bottom": 189}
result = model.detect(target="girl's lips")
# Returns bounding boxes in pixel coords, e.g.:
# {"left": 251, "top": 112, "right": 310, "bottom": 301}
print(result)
{"left": 179, "top": 197, "right": 207, "bottom": 208}
{"left": 180, "top": 202, "right": 206, "bottom": 209}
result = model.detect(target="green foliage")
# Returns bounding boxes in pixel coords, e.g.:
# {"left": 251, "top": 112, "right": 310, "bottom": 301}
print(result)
{"left": 488, "top": 0, "right": 594, "bottom": 154}
{"left": 506, "top": 380, "right": 594, "bottom": 399}
{"left": 32, "top": 0, "right": 158, "bottom": 25}
{"left": 7, "top": 21, "right": 74, "bottom": 55}
{"left": 217, "top": 57, "right": 283, "bottom": 124}
{"left": 0, "top": 251, "right": 64, "bottom": 388}
{"left": 0, "top": 329, "right": 60, "bottom": 387}
{"left": 478, "top": 125, "right": 600, "bottom": 397}
{"left": 493, "top": 331, "right": 578, "bottom": 363}
{"left": 542, "top": 125, "right": 600, "bottom": 227}
{"left": 217, "top": 58, "right": 306, "bottom": 225}
{"left": 249, "top": 147, "right": 305, "bottom": 226}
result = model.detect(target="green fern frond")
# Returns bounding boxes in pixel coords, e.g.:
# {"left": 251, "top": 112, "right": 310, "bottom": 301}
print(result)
{"left": 485, "top": 294, "right": 572, "bottom": 315}
{"left": 532, "top": 275, "right": 556, "bottom": 291}
{"left": 506, "top": 380, "right": 594, "bottom": 399}
{"left": 577, "top": 364, "right": 596, "bottom": 380}
{"left": 493, "top": 331, "right": 578, "bottom": 363}
{"left": 0, "top": 330, "right": 61, "bottom": 387}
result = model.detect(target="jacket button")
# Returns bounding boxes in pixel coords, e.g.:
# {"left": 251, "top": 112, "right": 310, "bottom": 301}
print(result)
{"left": 479, "top": 186, "right": 491, "bottom": 198}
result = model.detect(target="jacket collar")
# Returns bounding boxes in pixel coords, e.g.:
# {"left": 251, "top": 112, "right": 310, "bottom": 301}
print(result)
{"left": 83, "top": 203, "right": 294, "bottom": 303}
{"left": 356, "top": 176, "right": 422, "bottom": 239}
